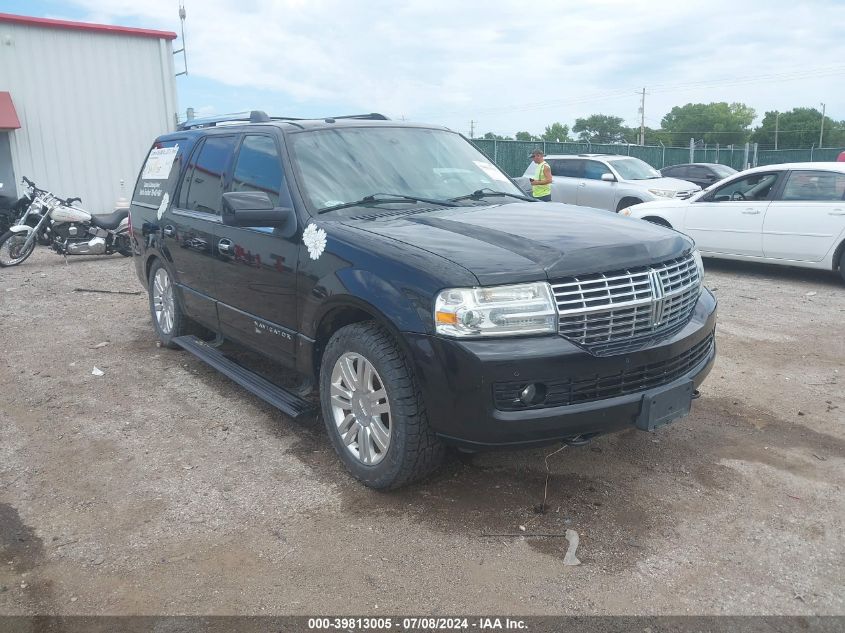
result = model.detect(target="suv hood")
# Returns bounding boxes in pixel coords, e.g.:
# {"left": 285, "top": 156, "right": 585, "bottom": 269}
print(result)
{"left": 343, "top": 202, "right": 691, "bottom": 285}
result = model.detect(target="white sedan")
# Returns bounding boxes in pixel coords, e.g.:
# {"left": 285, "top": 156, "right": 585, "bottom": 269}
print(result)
{"left": 622, "top": 163, "right": 845, "bottom": 282}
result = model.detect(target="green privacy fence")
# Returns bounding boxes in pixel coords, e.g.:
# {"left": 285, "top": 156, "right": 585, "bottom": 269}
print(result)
{"left": 470, "top": 139, "right": 844, "bottom": 178}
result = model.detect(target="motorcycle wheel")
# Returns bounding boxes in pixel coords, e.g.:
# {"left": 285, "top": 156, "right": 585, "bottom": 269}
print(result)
{"left": 0, "top": 230, "right": 36, "bottom": 267}
{"left": 115, "top": 234, "right": 132, "bottom": 257}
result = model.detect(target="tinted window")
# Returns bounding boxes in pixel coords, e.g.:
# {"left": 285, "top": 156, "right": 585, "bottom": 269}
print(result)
{"left": 181, "top": 135, "right": 238, "bottom": 215}
{"left": 780, "top": 170, "right": 845, "bottom": 202}
{"left": 663, "top": 165, "right": 687, "bottom": 178}
{"left": 549, "top": 159, "right": 581, "bottom": 178}
{"left": 687, "top": 166, "right": 711, "bottom": 179}
{"left": 711, "top": 173, "right": 779, "bottom": 202}
{"left": 583, "top": 160, "right": 611, "bottom": 180}
{"left": 230, "top": 135, "right": 292, "bottom": 207}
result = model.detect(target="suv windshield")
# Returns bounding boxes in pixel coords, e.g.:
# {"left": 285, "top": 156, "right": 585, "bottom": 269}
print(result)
{"left": 289, "top": 126, "right": 522, "bottom": 213}
{"left": 607, "top": 158, "right": 661, "bottom": 180}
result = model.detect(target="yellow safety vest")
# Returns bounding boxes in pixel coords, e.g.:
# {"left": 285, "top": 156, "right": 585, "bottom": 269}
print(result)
{"left": 532, "top": 161, "right": 551, "bottom": 198}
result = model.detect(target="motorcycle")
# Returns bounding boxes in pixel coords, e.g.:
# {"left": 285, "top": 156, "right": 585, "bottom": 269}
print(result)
{"left": 0, "top": 177, "right": 131, "bottom": 267}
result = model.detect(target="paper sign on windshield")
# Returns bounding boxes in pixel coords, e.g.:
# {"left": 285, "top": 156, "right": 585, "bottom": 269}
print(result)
{"left": 141, "top": 146, "right": 179, "bottom": 180}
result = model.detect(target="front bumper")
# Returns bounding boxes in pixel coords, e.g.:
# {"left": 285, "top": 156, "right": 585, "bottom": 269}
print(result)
{"left": 405, "top": 288, "right": 717, "bottom": 449}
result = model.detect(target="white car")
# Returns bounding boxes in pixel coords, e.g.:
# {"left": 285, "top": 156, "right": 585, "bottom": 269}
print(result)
{"left": 622, "top": 163, "right": 845, "bottom": 281}
{"left": 522, "top": 154, "right": 700, "bottom": 212}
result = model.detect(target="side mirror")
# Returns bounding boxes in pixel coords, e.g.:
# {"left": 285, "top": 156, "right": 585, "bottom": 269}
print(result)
{"left": 222, "top": 191, "right": 295, "bottom": 230}
{"left": 601, "top": 173, "right": 616, "bottom": 182}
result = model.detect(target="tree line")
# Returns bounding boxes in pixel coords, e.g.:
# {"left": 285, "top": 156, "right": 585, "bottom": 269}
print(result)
{"left": 479, "top": 103, "right": 845, "bottom": 149}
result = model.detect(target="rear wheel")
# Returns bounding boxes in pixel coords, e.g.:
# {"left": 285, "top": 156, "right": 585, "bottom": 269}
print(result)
{"left": 0, "top": 230, "right": 36, "bottom": 267}
{"left": 319, "top": 322, "right": 444, "bottom": 489}
{"left": 147, "top": 260, "right": 203, "bottom": 348}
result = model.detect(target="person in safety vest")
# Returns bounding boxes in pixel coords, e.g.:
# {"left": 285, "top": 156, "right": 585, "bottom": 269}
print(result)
{"left": 529, "top": 149, "right": 553, "bottom": 201}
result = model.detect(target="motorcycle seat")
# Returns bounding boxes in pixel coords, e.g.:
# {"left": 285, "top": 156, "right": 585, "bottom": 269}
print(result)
{"left": 90, "top": 209, "right": 129, "bottom": 230}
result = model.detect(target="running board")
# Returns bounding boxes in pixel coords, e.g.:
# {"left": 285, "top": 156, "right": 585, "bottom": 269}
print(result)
{"left": 173, "top": 335, "right": 317, "bottom": 419}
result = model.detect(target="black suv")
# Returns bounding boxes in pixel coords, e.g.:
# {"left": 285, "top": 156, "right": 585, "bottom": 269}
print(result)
{"left": 129, "top": 111, "right": 717, "bottom": 489}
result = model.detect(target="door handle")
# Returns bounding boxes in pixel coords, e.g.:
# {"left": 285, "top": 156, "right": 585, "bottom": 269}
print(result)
{"left": 741, "top": 209, "right": 760, "bottom": 215}
{"left": 218, "top": 238, "right": 233, "bottom": 255}
{"left": 829, "top": 210, "right": 845, "bottom": 216}
{"left": 578, "top": 182, "right": 586, "bottom": 187}
{"left": 163, "top": 225, "right": 175, "bottom": 236}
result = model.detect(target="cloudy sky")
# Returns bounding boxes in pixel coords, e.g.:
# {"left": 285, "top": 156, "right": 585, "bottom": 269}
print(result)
{"left": 8, "top": 0, "right": 845, "bottom": 138}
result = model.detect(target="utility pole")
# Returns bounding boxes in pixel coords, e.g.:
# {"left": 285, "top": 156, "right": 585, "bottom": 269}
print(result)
{"left": 638, "top": 87, "right": 646, "bottom": 145}
{"left": 819, "top": 102, "right": 826, "bottom": 148}
{"left": 774, "top": 111, "right": 779, "bottom": 150}
{"left": 469, "top": 120, "right": 476, "bottom": 139}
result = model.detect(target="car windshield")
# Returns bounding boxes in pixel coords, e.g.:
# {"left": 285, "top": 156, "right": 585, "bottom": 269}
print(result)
{"left": 607, "top": 158, "right": 661, "bottom": 180}
{"left": 711, "top": 164, "right": 737, "bottom": 178}
{"left": 288, "top": 126, "right": 523, "bottom": 213}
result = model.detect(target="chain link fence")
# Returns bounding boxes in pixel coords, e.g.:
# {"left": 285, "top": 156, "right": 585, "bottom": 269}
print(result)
{"left": 471, "top": 139, "right": 843, "bottom": 178}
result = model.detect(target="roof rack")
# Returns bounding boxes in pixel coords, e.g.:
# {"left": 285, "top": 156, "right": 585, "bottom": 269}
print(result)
{"left": 177, "top": 110, "right": 276, "bottom": 130}
{"left": 177, "top": 110, "right": 390, "bottom": 130}
{"left": 327, "top": 113, "right": 389, "bottom": 121}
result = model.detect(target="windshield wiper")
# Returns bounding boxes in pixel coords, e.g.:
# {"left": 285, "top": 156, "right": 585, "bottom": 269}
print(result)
{"left": 450, "top": 188, "right": 535, "bottom": 203}
{"left": 317, "top": 192, "right": 458, "bottom": 214}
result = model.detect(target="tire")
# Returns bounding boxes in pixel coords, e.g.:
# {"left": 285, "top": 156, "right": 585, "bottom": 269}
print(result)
{"left": 644, "top": 216, "right": 671, "bottom": 228}
{"left": 0, "top": 230, "right": 36, "bottom": 267}
{"left": 147, "top": 259, "right": 202, "bottom": 348}
{"left": 839, "top": 249, "right": 845, "bottom": 285}
{"left": 616, "top": 198, "right": 643, "bottom": 212}
{"left": 114, "top": 231, "right": 132, "bottom": 257}
{"left": 319, "top": 322, "right": 445, "bottom": 489}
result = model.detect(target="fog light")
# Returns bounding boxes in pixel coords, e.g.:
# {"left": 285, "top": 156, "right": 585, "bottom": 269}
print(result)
{"left": 519, "top": 382, "right": 546, "bottom": 406}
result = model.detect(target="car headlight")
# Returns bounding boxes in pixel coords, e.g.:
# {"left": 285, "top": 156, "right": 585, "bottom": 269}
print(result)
{"left": 620, "top": 208, "right": 633, "bottom": 216}
{"left": 434, "top": 282, "right": 557, "bottom": 337}
{"left": 693, "top": 249, "right": 705, "bottom": 283}
{"left": 648, "top": 189, "right": 676, "bottom": 198}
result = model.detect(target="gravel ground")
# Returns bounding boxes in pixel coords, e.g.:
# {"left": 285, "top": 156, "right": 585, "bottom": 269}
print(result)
{"left": 0, "top": 250, "right": 842, "bottom": 616}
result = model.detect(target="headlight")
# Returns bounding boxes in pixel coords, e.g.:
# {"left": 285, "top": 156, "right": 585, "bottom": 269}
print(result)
{"left": 648, "top": 189, "right": 676, "bottom": 198}
{"left": 620, "top": 208, "right": 633, "bottom": 216}
{"left": 434, "top": 282, "right": 557, "bottom": 338}
{"left": 693, "top": 249, "right": 705, "bottom": 283}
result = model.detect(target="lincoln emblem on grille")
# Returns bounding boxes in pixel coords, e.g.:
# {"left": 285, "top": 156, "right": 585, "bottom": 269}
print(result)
{"left": 648, "top": 268, "right": 666, "bottom": 327}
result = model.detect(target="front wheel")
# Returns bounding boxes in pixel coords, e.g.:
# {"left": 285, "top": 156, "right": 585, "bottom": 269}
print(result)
{"left": 0, "top": 230, "right": 36, "bottom": 267}
{"left": 319, "top": 322, "right": 445, "bottom": 489}
{"left": 838, "top": 249, "right": 845, "bottom": 285}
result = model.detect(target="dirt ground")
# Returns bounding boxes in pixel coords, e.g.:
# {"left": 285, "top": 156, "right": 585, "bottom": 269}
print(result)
{"left": 0, "top": 249, "right": 842, "bottom": 616}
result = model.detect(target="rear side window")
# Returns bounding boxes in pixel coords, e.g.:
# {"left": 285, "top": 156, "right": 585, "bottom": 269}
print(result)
{"left": 583, "top": 160, "right": 612, "bottom": 180}
{"left": 664, "top": 165, "right": 686, "bottom": 178}
{"left": 780, "top": 170, "right": 845, "bottom": 202}
{"left": 230, "top": 135, "right": 293, "bottom": 208}
{"left": 133, "top": 138, "right": 185, "bottom": 207}
{"left": 180, "top": 135, "right": 238, "bottom": 215}
{"left": 549, "top": 159, "right": 582, "bottom": 178}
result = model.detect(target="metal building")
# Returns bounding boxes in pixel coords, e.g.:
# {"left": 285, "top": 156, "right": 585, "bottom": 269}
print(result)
{"left": 0, "top": 13, "right": 178, "bottom": 212}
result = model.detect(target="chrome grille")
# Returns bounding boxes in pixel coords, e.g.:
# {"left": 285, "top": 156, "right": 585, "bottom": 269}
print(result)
{"left": 551, "top": 253, "right": 701, "bottom": 354}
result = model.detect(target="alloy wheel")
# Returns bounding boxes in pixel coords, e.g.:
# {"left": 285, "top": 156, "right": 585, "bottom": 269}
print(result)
{"left": 152, "top": 268, "right": 175, "bottom": 334}
{"left": 329, "top": 352, "right": 392, "bottom": 465}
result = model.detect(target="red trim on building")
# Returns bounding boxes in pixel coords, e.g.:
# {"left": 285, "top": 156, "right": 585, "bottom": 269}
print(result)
{"left": 0, "top": 92, "right": 21, "bottom": 130}
{"left": 0, "top": 13, "right": 177, "bottom": 41}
